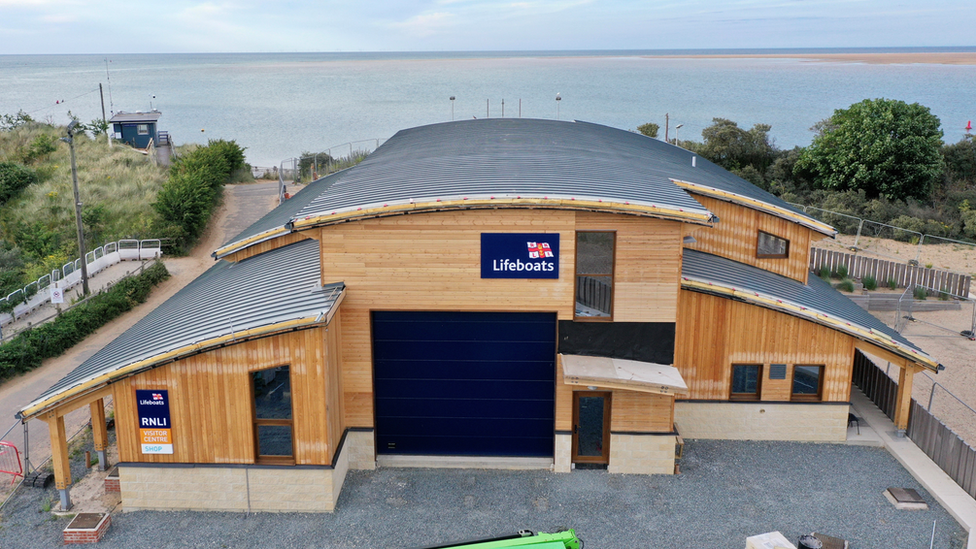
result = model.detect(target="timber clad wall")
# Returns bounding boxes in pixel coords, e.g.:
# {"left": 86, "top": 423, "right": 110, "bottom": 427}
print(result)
{"left": 684, "top": 195, "right": 820, "bottom": 284}
{"left": 113, "top": 323, "right": 344, "bottom": 466}
{"left": 226, "top": 233, "right": 313, "bottom": 262}
{"left": 315, "top": 209, "right": 685, "bottom": 428}
{"left": 674, "top": 289, "right": 854, "bottom": 402}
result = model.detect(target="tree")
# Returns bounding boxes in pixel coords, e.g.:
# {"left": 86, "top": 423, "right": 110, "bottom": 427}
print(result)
{"left": 636, "top": 123, "right": 659, "bottom": 138}
{"left": 696, "top": 118, "right": 777, "bottom": 173}
{"left": 795, "top": 98, "right": 944, "bottom": 201}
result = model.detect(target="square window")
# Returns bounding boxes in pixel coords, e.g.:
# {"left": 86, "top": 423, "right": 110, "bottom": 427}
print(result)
{"left": 757, "top": 231, "right": 789, "bottom": 258}
{"left": 137, "top": 124, "right": 149, "bottom": 135}
{"left": 574, "top": 232, "right": 615, "bottom": 319}
{"left": 792, "top": 365, "right": 824, "bottom": 401}
{"left": 731, "top": 364, "right": 762, "bottom": 400}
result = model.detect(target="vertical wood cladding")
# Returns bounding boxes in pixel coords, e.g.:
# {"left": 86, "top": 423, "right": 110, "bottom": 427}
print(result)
{"left": 113, "top": 327, "right": 342, "bottom": 466}
{"left": 674, "top": 289, "right": 855, "bottom": 402}
{"left": 317, "top": 209, "right": 685, "bottom": 427}
{"left": 684, "top": 195, "right": 822, "bottom": 284}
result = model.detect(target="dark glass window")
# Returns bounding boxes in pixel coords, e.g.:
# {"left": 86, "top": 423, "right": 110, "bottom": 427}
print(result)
{"left": 792, "top": 365, "right": 824, "bottom": 401}
{"left": 757, "top": 231, "right": 789, "bottom": 258}
{"left": 252, "top": 365, "right": 294, "bottom": 463}
{"left": 137, "top": 124, "right": 149, "bottom": 136}
{"left": 730, "top": 364, "right": 762, "bottom": 400}
{"left": 575, "top": 232, "right": 615, "bottom": 320}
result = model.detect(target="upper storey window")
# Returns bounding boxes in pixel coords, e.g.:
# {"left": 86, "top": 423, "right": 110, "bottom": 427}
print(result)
{"left": 575, "top": 232, "right": 615, "bottom": 320}
{"left": 757, "top": 231, "right": 789, "bottom": 259}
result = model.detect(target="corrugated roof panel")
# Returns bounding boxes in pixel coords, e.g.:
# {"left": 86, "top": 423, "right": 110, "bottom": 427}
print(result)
{"left": 681, "top": 249, "right": 931, "bottom": 361}
{"left": 23, "top": 239, "right": 342, "bottom": 416}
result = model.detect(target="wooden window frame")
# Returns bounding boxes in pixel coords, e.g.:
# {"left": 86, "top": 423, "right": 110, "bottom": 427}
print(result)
{"left": 729, "top": 363, "right": 763, "bottom": 401}
{"left": 573, "top": 231, "right": 616, "bottom": 322}
{"left": 136, "top": 124, "right": 150, "bottom": 136}
{"left": 757, "top": 230, "right": 790, "bottom": 259}
{"left": 251, "top": 365, "right": 296, "bottom": 465}
{"left": 791, "top": 364, "right": 825, "bottom": 402}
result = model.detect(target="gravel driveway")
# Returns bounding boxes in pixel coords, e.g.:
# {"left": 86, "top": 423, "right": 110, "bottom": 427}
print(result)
{"left": 0, "top": 440, "right": 966, "bottom": 548}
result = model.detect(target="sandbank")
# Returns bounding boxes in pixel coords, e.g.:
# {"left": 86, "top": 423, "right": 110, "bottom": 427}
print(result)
{"left": 654, "top": 51, "right": 976, "bottom": 65}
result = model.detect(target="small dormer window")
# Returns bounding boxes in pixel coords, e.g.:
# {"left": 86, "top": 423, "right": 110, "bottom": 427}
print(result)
{"left": 757, "top": 231, "right": 789, "bottom": 259}
{"left": 137, "top": 124, "right": 149, "bottom": 135}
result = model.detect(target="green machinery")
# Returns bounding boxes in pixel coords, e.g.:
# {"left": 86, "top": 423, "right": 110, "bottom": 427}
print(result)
{"left": 413, "top": 530, "right": 582, "bottom": 549}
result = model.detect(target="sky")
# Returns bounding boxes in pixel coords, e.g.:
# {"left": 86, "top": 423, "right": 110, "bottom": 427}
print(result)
{"left": 0, "top": 0, "right": 974, "bottom": 54}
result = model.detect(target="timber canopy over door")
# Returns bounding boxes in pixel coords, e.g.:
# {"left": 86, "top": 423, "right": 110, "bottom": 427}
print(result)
{"left": 372, "top": 311, "right": 556, "bottom": 457}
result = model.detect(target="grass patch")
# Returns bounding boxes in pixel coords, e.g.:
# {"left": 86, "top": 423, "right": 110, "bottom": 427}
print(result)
{"left": 862, "top": 275, "right": 877, "bottom": 291}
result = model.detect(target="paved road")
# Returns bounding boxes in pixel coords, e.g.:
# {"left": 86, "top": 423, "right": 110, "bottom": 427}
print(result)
{"left": 0, "top": 181, "right": 280, "bottom": 485}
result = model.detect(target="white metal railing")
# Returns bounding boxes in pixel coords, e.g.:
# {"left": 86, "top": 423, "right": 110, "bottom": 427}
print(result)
{"left": 0, "top": 239, "right": 163, "bottom": 327}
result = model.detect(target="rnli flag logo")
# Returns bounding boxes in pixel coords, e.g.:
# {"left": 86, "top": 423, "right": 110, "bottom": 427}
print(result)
{"left": 152, "top": 393, "right": 163, "bottom": 400}
{"left": 527, "top": 242, "right": 554, "bottom": 259}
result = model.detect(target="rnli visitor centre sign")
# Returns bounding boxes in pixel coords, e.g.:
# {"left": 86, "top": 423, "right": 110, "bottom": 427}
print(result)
{"left": 136, "top": 389, "right": 173, "bottom": 454}
{"left": 481, "top": 233, "right": 559, "bottom": 279}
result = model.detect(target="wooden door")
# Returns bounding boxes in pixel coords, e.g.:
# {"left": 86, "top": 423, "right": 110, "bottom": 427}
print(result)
{"left": 572, "top": 391, "right": 611, "bottom": 464}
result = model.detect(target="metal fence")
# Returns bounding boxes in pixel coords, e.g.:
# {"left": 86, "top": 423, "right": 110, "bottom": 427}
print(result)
{"left": 809, "top": 248, "right": 972, "bottom": 297}
{"left": 853, "top": 349, "right": 976, "bottom": 500}
{"left": 0, "top": 239, "right": 163, "bottom": 329}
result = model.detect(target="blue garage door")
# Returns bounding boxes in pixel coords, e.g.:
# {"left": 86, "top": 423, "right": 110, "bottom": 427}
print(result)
{"left": 373, "top": 311, "right": 556, "bottom": 457}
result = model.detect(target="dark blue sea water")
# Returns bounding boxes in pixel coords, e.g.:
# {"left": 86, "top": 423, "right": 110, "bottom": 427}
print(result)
{"left": 2, "top": 49, "right": 975, "bottom": 166}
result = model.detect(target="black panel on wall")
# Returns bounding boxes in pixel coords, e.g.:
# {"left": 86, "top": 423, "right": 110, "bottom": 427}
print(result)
{"left": 557, "top": 321, "right": 676, "bottom": 364}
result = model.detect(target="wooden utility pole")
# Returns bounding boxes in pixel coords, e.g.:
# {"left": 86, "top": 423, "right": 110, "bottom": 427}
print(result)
{"left": 665, "top": 113, "right": 670, "bottom": 143}
{"left": 99, "top": 83, "right": 112, "bottom": 148}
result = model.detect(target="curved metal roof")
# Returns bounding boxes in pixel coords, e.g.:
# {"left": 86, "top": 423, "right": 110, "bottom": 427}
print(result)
{"left": 681, "top": 249, "right": 939, "bottom": 371}
{"left": 20, "top": 239, "right": 343, "bottom": 419}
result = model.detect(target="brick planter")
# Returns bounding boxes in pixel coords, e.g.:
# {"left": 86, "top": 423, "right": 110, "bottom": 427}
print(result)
{"left": 63, "top": 513, "right": 111, "bottom": 544}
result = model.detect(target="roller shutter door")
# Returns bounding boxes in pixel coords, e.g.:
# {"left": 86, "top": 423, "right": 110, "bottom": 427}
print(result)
{"left": 373, "top": 311, "right": 556, "bottom": 457}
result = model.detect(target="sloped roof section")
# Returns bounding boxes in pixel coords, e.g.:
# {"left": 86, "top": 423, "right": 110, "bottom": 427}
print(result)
{"left": 681, "top": 249, "right": 939, "bottom": 371}
{"left": 20, "top": 239, "right": 343, "bottom": 419}
{"left": 108, "top": 111, "right": 162, "bottom": 123}
{"left": 217, "top": 119, "right": 732, "bottom": 258}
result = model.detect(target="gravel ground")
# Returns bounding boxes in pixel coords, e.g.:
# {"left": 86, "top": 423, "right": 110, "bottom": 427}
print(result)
{"left": 0, "top": 440, "right": 966, "bottom": 548}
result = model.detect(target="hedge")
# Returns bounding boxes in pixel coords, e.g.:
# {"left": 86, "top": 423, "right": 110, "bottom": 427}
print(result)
{"left": 0, "top": 261, "right": 170, "bottom": 380}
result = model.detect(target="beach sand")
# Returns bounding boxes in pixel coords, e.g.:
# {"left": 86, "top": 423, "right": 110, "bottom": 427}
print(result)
{"left": 656, "top": 52, "right": 976, "bottom": 65}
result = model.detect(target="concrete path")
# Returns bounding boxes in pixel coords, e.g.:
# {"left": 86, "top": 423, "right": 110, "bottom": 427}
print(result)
{"left": 851, "top": 386, "right": 976, "bottom": 548}
{"left": 0, "top": 181, "right": 280, "bottom": 490}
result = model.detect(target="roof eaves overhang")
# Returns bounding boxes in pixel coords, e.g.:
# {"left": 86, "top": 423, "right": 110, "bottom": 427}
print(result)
{"left": 285, "top": 194, "right": 717, "bottom": 233}
{"left": 18, "top": 289, "right": 346, "bottom": 421}
{"left": 213, "top": 226, "right": 292, "bottom": 260}
{"left": 680, "top": 276, "right": 940, "bottom": 372}
{"left": 671, "top": 179, "right": 837, "bottom": 238}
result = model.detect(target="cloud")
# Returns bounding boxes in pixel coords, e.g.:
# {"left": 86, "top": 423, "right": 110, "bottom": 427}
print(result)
{"left": 389, "top": 11, "right": 456, "bottom": 37}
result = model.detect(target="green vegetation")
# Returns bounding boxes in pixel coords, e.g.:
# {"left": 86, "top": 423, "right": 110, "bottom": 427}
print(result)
{"left": 0, "top": 262, "right": 169, "bottom": 380}
{"left": 888, "top": 278, "right": 898, "bottom": 290}
{"left": 671, "top": 98, "right": 976, "bottom": 246}
{"left": 636, "top": 123, "right": 660, "bottom": 138}
{"left": 0, "top": 116, "right": 248, "bottom": 297}
{"left": 837, "top": 279, "right": 855, "bottom": 293}
{"left": 298, "top": 149, "right": 369, "bottom": 181}
{"left": 914, "top": 286, "right": 928, "bottom": 300}
{"left": 153, "top": 139, "right": 248, "bottom": 253}
{"left": 862, "top": 275, "right": 877, "bottom": 291}
{"left": 835, "top": 264, "right": 849, "bottom": 280}
{"left": 818, "top": 265, "right": 830, "bottom": 281}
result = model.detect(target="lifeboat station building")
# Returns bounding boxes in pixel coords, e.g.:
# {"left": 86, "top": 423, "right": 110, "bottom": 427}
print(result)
{"left": 18, "top": 119, "right": 941, "bottom": 512}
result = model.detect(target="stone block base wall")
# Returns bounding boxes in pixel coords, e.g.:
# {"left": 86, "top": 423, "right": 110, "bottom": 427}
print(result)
{"left": 119, "top": 464, "right": 347, "bottom": 512}
{"left": 674, "top": 402, "right": 848, "bottom": 441}
{"left": 554, "top": 433, "right": 571, "bottom": 473}
{"left": 345, "top": 429, "right": 376, "bottom": 470}
{"left": 608, "top": 433, "right": 676, "bottom": 474}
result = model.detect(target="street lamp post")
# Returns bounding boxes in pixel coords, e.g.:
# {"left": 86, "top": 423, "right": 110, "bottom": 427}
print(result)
{"left": 62, "top": 121, "right": 89, "bottom": 296}
{"left": 674, "top": 123, "right": 684, "bottom": 145}
{"left": 450, "top": 96, "right": 455, "bottom": 121}
{"left": 556, "top": 93, "right": 561, "bottom": 120}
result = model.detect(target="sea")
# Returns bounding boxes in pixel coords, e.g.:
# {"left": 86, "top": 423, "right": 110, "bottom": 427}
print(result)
{"left": 1, "top": 49, "right": 975, "bottom": 167}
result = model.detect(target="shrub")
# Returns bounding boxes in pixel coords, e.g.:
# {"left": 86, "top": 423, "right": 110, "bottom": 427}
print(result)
{"left": 0, "top": 162, "right": 38, "bottom": 206}
{"left": 0, "top": 262, "right": 169, "bottom": 379}
{"left": 818, "top": 266, "right": 830, "bottom": 280}
{"left": 889, "top": 215, "right": 926, "bottom": 241}
{"left": 862, "top": 275, "right": 877, "bottom": 291}
{"left": 913, "top": 286, "right": 928, "bottom": 300}
{"left": 837, "top": 280, "right": 855, "bottom": 292}
{"left": 20, "top": 133, "right": 58, "bottom": 165}
{"left": 836, "top": 264, "right": 849, "bottom": 279}
{"left": 888, "top": 278, "right": 898, "bottom": 290}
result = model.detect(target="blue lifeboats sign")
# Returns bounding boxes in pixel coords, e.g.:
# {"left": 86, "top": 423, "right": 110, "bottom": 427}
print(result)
{"left": 481, "top": 233, "right": 559, "bottom": 279}
{"left": 136, "top": 389, "right": 173, "bottom": 454}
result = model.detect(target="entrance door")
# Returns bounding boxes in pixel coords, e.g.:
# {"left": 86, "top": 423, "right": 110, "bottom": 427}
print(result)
{"left": 572, "top": 391, "right": 611, "bottom": 465}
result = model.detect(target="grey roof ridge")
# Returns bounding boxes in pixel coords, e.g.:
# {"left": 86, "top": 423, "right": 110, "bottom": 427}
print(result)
{"left": 680, "top": 250, "right": 940, "bottom": 371}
